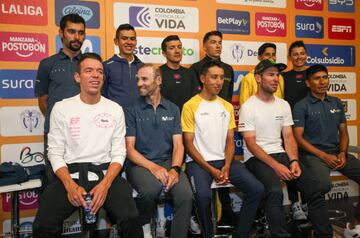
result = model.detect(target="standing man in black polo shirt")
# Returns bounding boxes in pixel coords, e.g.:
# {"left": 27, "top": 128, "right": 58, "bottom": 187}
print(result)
{"left": 125, "top": 64, "right": 193, "bottom": 238}
{"left": 35, "top": 13, "right": 86, "bottom": 179}
{"left": 282, "top": 41, "right": 309, "bottom": 110}
{"left": 190, "top": 30, "right": 234, "bottom": 102}
{"left": 293, "top": 64, "right": 360, "bottom": 236}
{"left": 160, "top": 35, "right": 200, "bottom": 111}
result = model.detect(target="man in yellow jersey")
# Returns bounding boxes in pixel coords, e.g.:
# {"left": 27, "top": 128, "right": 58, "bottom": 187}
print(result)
{"left": 182, "top": 60, "right": 264, "bottom": 238}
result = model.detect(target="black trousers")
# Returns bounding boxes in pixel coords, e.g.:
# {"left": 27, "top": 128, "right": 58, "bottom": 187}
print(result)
{"left": 32, "top": 176, "right": 143, "bottom": 238}
{"left": 246, "top": 153, "right": 333, "bottom": 238}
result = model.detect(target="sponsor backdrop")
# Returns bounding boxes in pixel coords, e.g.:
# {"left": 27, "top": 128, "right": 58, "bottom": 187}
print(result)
{"left": 0, "top": 0, "right": 359, "bottom": 234}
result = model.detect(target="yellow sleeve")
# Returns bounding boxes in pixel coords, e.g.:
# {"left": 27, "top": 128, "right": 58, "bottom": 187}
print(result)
{"left": 181, "top": 98, "right": 197, "bottom": 132}
{"left": 239, "top": 72, "right": 256, "bottom": 105}
{"left": 275, "top": 75, "right": 285, "bottom": 99}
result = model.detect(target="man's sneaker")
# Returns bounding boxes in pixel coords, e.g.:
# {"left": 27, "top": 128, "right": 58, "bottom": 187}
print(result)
{"left": 156, "top": 219, "right": 166, "bottom": 237}
{"left": 344, "top": 223, "right": 360, "bottom": 238}
{"left": 143, "top": 223, "right": 153, "bottom": 238}
{"left": 292, "top": 201, "right": 307, "bottom": 220}
{"left": 189, "top": 216, "right": 201, "bottom": 234}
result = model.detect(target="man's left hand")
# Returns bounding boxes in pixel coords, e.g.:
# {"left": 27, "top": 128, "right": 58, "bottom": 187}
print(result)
{"left": 166, "top": 169, "right": 179, "bottom": 191}
{"left": 335, "top": 152, "right": 346, "bottom": 169}
{"left": 89, "top": 181, "right": 110, "bottom": 214}
{"left": 217, "top": 165, "right": 230, "bottom": 185}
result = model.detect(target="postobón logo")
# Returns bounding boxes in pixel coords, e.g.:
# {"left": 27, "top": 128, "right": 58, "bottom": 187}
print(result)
{"left": 56, "top": 36, "right": 101, "bottom": 55}
{"left": 0, "top": 0, "right": 47, "bottom": 25}
{"left": 3, "top": 190, "right": 39, "bottom": 211}
{"left": 328, "top": 72, "right": 356, "bottom": 94}
{"left": 0, "top": 107, "right": 44, "bottom": 137}
{"left": 295, "top": 0, "right": 323, "bottom": 10}
{"left": 114, "top": 37, "right": 199, "bottom": 64}
{"left": 328, "top": 0, "right": 354, "bottom": 12}
{"left": 216, "top": 0, "right": 286, "bottom": 8}
{"left": 295, "top": 15, "right": 323, "bottom": 38}
{"left": 306, "top": 44, "right": 355, "bottom": 67}
{"left": 0, "top": 70, "right": 37, "bottom": 99}
{"left": 55, "top": 0, "right": 100, "bottom": 28}
{"left": 0, "top": 32, "right": 48, "bottom": 62}
{"left": 216, "top": 10, "right": 250, "bottom": 35}
{"left": 255, "top": 13, "right": 286, "bottom": 37}
{"left": 328, "top": 18, "right": 355, "bottom": 40}
{"left": 114, "top": 3, "right": 199, "bottom": 32}
{"left": 221, "top": 41, "right": 287, "bottom": 66}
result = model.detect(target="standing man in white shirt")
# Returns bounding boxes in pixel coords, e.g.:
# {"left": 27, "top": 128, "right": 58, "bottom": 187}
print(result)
{"left": 33, "top": 53, "right": 143, "bottom": 238}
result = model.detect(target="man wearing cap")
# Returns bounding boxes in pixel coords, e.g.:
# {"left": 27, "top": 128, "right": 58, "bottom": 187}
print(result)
{"left": 239, "top": 42, "right": 284, "bottom": 105}
{"left": 239, "top": 59, "right": 333, "bottom": 237}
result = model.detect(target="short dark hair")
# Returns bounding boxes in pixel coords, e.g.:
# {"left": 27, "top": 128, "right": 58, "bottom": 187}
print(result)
{"left": 306, "top": 64, "right": 328, "bottom": 80}
{"left": 258, "top": 43, "right": 276, "bottom": 56}
{"left": 288, "top": 40, "right": 307, "bottom": 56}
{"left": 115, "top": 23, "right": 135, "bottom": 39}
{"left": 203, "top": 31, "right": 222, "bottom": 44}
{"left": 60, "top": 14, "right": 86, "bottom": 31}
{"left": 161, "top": 35, "right": 181, "bottom": 52}
{"left": 200, "top": 60, "right": 224, "bottom": 76}
{"left": 77, "top": 53, "right": 102, "bottom": 73}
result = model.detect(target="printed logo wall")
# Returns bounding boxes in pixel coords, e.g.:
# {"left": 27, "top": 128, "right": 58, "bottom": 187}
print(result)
{"left": 1, "top": 0, "right": 359, "bottom": 234}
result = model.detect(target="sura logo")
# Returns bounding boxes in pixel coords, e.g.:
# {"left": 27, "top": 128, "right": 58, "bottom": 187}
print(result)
{"left": 2, "top": 36, "right": 46, "bottom": 58}
{"left": 2, "top": 79, "right": 33, "bottom": 89}
{"left": 1, "top": 3, "right": 43, "bottom": 16}
{"left": 257, "top": 16, "right": 285, "bottom": 33}
{"left": 296, "top": 21, "right": 322, "bottom": 33}
{"left": 62, "top": 5, "right": 93, "bottom": 21}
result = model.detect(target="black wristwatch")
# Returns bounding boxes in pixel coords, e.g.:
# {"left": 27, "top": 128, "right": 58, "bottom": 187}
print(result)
{"left": 170, "top": 166, "right": 181, "bottom": 175}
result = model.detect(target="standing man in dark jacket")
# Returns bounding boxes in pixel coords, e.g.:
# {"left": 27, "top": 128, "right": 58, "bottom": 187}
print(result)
{"left": 102, "top": 24, "right": 143, "bottom": 108}
{"left": 190, "top": 31, "right": 234, "bottom": 102}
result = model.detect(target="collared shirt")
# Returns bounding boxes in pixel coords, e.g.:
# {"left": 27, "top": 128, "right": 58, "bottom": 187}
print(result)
{"left": 293, "top": 93, "right": 346, "bottom": 153}
{"left": 125, "top": 96, "right": 182, "bottom": 162}
{"left": 190, "top": 55, "right": 234, "bottom": 102}
{"left": 35, "top": 49, "right": 81, "bottom": 134}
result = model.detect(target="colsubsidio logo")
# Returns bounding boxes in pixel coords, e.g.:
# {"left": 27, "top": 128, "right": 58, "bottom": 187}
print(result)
{"left": 129, "top": 6, "right": 151, "bottom": 28}
{"left": 306, "top": 44, "right": 355, "bottom": 66}
{"left": 295, "top": 15, "right": 323, "bottom": 38}
{"left": 328, "top": 0, "right": 355, "bottom": 13}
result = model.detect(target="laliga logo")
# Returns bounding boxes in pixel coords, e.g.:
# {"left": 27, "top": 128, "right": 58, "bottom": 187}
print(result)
{"left": 230, "top": 44, "right": 244, "bottom": 63}
{"left": 20, "top": 109, "right": 41, "bottom": 133}
{"left": 129, "top": 6, "right": 150, "bottom": 28}
{"left": 62, "top": 5, "right": 93, "bottom": 21}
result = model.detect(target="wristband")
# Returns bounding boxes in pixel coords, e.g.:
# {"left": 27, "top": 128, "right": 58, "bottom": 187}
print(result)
{"left": 170, "top": 166, "right": 181, "bottom": 175}
{"left": 289, "top": 159, "right": 299, "bottom": 165}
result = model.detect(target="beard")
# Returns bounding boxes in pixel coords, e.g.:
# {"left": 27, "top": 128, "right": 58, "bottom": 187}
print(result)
{"left": 68, "top": 40, "right": 83, "bottom": 51}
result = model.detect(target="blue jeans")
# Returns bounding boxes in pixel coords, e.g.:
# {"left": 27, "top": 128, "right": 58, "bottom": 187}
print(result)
{"left": 186, "top": 160, "right": 264, "bottom": 238}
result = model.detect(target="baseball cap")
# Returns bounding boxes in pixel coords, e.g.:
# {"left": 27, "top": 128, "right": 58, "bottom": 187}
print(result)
{"left": 254, "top": 59, "right": 287, "bottom": 75}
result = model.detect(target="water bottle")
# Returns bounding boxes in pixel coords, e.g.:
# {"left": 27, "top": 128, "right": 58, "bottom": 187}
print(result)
{"left": 159, "top": 184, "right": 167, "bottom": 203}
{"left": 84, "top": 192, "right": 96, "bottom": 224}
